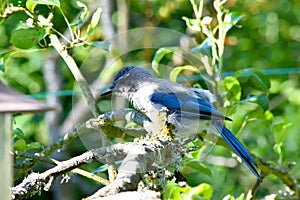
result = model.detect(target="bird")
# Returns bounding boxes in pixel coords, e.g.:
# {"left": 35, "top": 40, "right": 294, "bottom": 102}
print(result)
{"left": 100, "top": 66, "right": 262, "bottom": 182}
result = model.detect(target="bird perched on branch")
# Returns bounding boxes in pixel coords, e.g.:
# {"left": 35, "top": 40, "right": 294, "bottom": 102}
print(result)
{"left": 100, "top": 66, "right": 261, "bottom": 181}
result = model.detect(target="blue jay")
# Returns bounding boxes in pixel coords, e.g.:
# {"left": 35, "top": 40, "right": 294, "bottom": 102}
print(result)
{"left": 100, "top": 66, "right": 261, "bottom": 181}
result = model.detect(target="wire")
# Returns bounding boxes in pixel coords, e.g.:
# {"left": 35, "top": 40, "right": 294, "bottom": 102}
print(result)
{"left": 27, "top": 67, "right": 300, "bottom": 99}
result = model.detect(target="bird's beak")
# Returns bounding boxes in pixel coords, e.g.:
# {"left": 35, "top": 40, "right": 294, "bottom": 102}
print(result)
{"left": 100, "top": 86, "right": 113, "bottom": 96}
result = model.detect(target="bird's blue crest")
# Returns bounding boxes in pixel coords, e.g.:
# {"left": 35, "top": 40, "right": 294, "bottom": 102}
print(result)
{"left": 112, "top": 66, "right": 137, "bottom": 86}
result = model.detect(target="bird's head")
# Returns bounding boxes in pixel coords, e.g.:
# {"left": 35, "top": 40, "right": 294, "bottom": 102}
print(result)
{"left": 100, "top": 66, "right": 153, "bottom": 97}
{"left": 100, "top": 66, "right": 137, "bottom": 96}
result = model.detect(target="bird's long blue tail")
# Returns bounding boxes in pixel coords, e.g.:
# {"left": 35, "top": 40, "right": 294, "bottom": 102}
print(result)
{"left": 212, "top": 121, "right": 262, "bottom": 182}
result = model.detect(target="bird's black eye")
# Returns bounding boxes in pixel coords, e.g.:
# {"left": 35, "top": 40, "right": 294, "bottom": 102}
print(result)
{"left": 112, "top": 66, "right": 136, "bottom": 85}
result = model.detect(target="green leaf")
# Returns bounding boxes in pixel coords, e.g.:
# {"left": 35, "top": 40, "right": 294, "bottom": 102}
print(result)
{"left": 188, "top": 183, "right": 213, "bottom": 200}
{"left": 184, "top": 160, "right": 212, "bottom": 177}
{"left": 14, "top": 139, "right": 27, "bottom": 152}
{"left": 182, "top": 16, "right": 201, "bottom": 32}
{"left": 223, "top": 193, "right": 245, "bottom": 200}
{"left": 246, "top": 93, "right": 269, "bottom": 111}
{"left": 32, "top": 0, "right": 60, "bottom": 7}
{"left": 37, "top": 27, "right": 50, "bottom": 41}
{"left": 0, "top": 50, "right": 18, "bottom": 72}
{"left": 164, "top": 181, "right": 185, "bottom": 200}
{"left": 273, "top": 122, "right": 293, "bottom": 144}
{"left": 223, "top": 11, "right": 244, "bottom": 37}
{"left": 151, "top": 47, "right": 177, "bottom": 75}
{"left": 13, "top": 128, "right": 25, "bottom": 139}
{"left": 26, "top": 0, "right": 37, "bottom": 12}
{"left": 190, "top": 38, "right": 212, "bottom": 58}
{"left": 235, "top": 68, "right": 270, "bottom": 93}
{"left": 164, "top": 181, "right": 213, "bottom": 200}
{"left": 26, "top": 142, "right": 44, "bottom": 150}
{"left": 273, "top": 142, "right": 286, "bottom": 158}
{"left": 264, "top": 110, "right": 274, "bottom": 124}
{"left": 169, "top": 65, "right": 200, "bottom": 82}
{"left": 222, "top": 103, "right": 238, "bottom": 116}
{"left": 245, "top": 106, "right": 264, "bottom": 122}
{"left": 87, "top": 7, "right": 102, "bottom": 35}
{"left": 231, "top": 102, "right": 259, "bottom": 133}
{"left": 87, "top": 41, "right": 110, "bottom": 51}
{"left": 223, "top": 76, "right": 241, "bottom": 103}
{"left": 236, "top": 193, "right": 245, "bottom": 200}
{"left": 70, "top": 1, "right": 89, "bottom": 27}
{"left": 11, "top": 29, "right": 40, "bottom": 49}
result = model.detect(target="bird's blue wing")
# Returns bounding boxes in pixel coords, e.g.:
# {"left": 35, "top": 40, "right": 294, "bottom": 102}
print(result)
{"left": 149, "top": 93, "right": 180, "bottom": 111}
{"left": 149, "top": 92, "right": 227, "bottom": 120}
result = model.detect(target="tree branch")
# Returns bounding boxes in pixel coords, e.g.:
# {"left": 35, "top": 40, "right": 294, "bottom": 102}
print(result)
{"left": 40, "top": 108, "right": 148, "bottom": 156}
{"left": 11, "top": 137, "right": 180, "bottom": 199}
{"left": 11, "top": 143, "right": 130, "bottom": 199}
{"left": 85, "top": 138, "right": 181, "bottom": 199}
{"left": 49, "top": 34, "right": 100, "bottom": 117}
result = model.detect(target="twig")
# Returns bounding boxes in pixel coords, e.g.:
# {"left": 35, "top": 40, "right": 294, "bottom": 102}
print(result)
{"left": 256, "top": 156, "right": 299, "bottom": 196}
{"left": 49, "top": 34, "right": 100, "bottom": 117}
{"left": 72, "top": 167, "right": 110, "bottom": 186}
{"left": 87, "top": 190, "right": 161, "bottom": 200}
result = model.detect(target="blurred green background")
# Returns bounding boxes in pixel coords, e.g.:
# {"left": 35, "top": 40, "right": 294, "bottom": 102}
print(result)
{"left": 1, "top": 0, "right": 299, "bottom": 199}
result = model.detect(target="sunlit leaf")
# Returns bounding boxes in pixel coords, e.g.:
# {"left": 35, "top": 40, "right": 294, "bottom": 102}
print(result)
{"left": 11, "top": 29, "right": 40, "bottom": 49}
{"left": 26, "top": 0, "right": 37, "bottom": 12}
{"left": 264, "top": 110, "right": 274, "bottom": 124}
{"left": 165, "top": 181, "right": 186, "bottom": 200}
{"left": 223, "top": 193, "right": 245, "bottom": 200}
{"left": 169, "top": 65, "right": 200, "bottom": 82}
{"left": 273, "top": 142, "right": 286, "bottom": 158}
{"left": 26, "top": 142, "right": 44, "bottom": 150}
{"left": 273, "top": 122, "right": 293, "bottom": 144}
{"left": 151, "top": 47, "right": 177, "bottom": 75}
{"left": 190, "top": 38, "right": 212, "bottom": 57}
{"left": 14, "top": 139, "right": 27, "bottom": 152}
{"left": 70, "top": 1, "right": 89, "bottom": 27}
{"left": 188, "top": 183, "right": 213, "bottom": 200}
{"left": 182, "top": 16, "right": 201, "bottom": 32}
{"left": 165, "top": 181, "right": 213, "bottom": 200}
{"left": 223, "top": 11, "right": 244, "bottom": 37}
{"left": 0, "top": 50, "right": 19, "bottom": 72}
{"left": 87, "top": 7, "right": 102, "bottom": 35}
{"left": 32, "top": 0, "right": 60, "bottom": 7}
{"left": 223, "top": 76, "right": 241, "bottom": 103}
